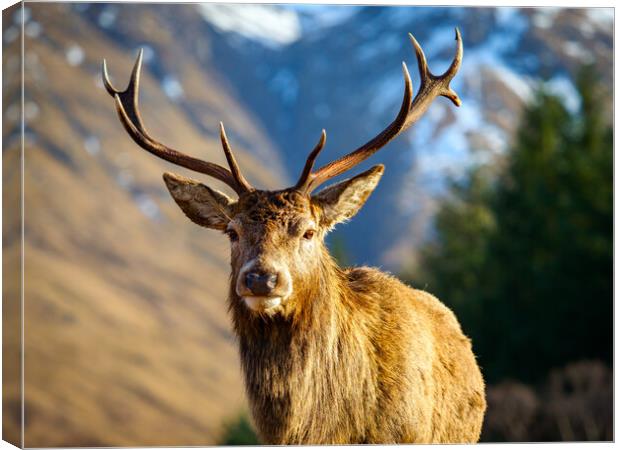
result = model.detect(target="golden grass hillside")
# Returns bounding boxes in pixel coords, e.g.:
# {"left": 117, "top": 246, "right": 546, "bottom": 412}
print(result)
{"left": 4, "top": 3, "right": 288, "bottom": 446}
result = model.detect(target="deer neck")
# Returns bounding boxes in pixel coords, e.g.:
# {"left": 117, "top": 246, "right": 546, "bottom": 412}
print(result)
{"left": 229, "top": 251, "right": 367, "bottom": 443}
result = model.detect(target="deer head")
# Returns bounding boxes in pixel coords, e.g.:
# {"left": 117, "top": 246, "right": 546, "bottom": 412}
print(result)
{"left": 102, "top": 30, "right": 463, "bottom": 316}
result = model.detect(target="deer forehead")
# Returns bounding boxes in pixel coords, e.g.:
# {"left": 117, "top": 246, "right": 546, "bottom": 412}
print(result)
{"left": 233, "top": 190, "right": 318, "bottom": 225}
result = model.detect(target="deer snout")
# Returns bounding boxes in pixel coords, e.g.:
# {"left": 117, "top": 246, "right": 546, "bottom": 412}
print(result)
{"left": 236, "top": 260, "right": 293, "bottom": 313}
{"left": 245, "top": 272, "right": 278, "bottom": 296}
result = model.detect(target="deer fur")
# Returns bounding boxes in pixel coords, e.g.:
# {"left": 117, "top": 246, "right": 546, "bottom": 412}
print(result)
{"left": 163, "top": 166, "right": 486, "bottom": 444}
{"left": 105, "top": 29, "right": 485, "bottom": 444}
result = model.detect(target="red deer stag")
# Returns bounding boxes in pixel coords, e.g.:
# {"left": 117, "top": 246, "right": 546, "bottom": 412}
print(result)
{"left": 103, "top": 29, "right": 486, "bottom": 444}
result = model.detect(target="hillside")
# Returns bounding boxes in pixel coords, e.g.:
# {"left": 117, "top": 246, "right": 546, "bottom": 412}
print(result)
{"left": 45, "top": 5, "right": 613, "bottom": 270}
{"left": 4, "top": 3, "right": 288, "bottom": 446}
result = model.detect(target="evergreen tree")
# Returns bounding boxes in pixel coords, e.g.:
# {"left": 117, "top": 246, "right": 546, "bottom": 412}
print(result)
{"left": 414, "top": 68, "right": 612, "bottom": 384}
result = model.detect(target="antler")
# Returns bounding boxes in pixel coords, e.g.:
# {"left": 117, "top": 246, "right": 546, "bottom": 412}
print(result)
{"left": 102, "top": 49, "right": 253, "bottom": 195}
{"left": 295, "top": 28, "right": 463, "bottom": 194}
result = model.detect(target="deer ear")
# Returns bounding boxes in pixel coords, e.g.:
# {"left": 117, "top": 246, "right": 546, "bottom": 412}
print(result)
{"left": 163, "top": 172, "right": 235, "bottom": 230}
{"left": 312, "top": 164, "right": 384, "bottom": 229}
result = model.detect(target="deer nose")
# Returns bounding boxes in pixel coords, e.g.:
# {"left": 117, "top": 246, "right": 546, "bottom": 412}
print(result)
{"left": 245, "top": 272, "right": 278, "bottom": 296}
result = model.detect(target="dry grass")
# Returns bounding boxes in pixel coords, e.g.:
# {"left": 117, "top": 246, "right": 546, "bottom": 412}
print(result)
{"left": 3, "top": 3, "right": 288, "bottom": 445}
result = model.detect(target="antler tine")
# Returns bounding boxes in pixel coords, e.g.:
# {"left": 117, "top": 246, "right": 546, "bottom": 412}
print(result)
{"left": 298, "top": 28, "right": 463, "bottom": 194}
{"left": 442, "top": 28, "right": 463, "bottom": 80}
{"left": 408, "top": 33, "right": 429, "bottom": 82}
{"left": 103, "top": 49, "right": 147, "bottom": 134}
{"left": 219, "top": 122, "right": 254, "bottom": 193}
{"left": 294, "top": 129, "right": 327, "bottom": 190}
{"left": 102, "top": 50, "right": 252, "bottom": 195}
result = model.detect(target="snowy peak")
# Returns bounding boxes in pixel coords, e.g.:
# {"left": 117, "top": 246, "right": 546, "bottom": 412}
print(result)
{"left": 198, "top": 4, "right": 302, "bottom": 48}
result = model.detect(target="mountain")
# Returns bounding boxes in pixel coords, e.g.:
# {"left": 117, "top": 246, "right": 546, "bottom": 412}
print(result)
{"left": 196, "top": 5, "right": 613, "bottom": 270}
{"left": 61, "top": 4, "right": 613, "bottom": 271}
{"left": 3, "top": 3, "right": 288, "bottom": 446}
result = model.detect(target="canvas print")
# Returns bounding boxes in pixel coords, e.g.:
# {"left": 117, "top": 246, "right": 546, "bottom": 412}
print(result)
{"left": 2, "top": 2, "right": 613, "bottom": 446}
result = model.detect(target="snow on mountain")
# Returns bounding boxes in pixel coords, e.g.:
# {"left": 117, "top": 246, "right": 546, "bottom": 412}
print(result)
{"left": 284, "top": 4, "right": 361, "bottom": 37}
{"left": 198, "top": 3, "right": 302, "bottom": 48}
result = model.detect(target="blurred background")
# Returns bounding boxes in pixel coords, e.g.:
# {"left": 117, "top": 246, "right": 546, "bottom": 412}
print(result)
{"left": 2, "top": 3, "right": 612, "bottom": 446}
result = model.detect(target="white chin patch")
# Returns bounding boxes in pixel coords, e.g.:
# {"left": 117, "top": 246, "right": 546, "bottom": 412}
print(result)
{"left": 243, "top": 296, "right": 282, "bottom": 312}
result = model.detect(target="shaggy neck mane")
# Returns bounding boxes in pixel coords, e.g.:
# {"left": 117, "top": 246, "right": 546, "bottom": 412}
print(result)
{"left": 227, "top": 247, "right": 376, "bottom": 444}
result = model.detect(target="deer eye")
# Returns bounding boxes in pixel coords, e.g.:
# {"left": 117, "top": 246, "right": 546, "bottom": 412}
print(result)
{"left": 302, "top": 229, "right": 316, "bottom": 240}
{"left": 225, "top": 229, "right": 239, "bottom": 242}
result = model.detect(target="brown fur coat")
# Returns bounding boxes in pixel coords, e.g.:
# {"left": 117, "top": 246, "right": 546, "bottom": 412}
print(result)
{"left": 229, "top": 254, "right": 486, "bottom": 444}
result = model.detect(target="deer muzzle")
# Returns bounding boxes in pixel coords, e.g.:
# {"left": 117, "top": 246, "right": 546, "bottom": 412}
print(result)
{"left": 236, "top": 260, "right": 292, "bottom": 313}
